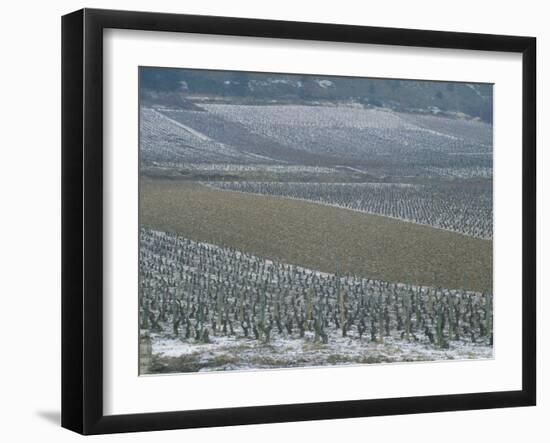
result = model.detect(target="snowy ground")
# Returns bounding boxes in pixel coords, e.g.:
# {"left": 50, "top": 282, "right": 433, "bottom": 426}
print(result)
{"left": 140, "top": 229, "right": 492, "bottom": 374}
{"left": 148, "top": 330, "right": 492, "bottom": 374}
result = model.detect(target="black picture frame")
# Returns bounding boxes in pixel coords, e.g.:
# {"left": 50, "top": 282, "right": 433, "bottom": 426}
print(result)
{"left": 61, "top": 8, "right": 536, "bottom": 435}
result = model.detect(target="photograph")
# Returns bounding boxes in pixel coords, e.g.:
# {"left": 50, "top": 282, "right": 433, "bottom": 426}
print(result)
{"left": 138, "top": 67, "right": 494, "bottom": 375}
{"left": 0, "top": 0, "right": 543, "bottom": 439}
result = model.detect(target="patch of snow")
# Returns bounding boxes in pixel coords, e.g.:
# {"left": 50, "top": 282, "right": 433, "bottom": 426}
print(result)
{"left": 316, "top": 79, "right": 334, "bottom": 88}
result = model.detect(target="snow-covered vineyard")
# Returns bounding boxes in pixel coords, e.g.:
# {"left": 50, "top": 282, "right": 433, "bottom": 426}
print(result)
{"left": 200, "top": 103, "right": 492, "bottom": 161}
{"left": 139, "top": 108, "right": 260, "bottom": 164}
{"left": 140, "top": 103, "right": 492, "bottom": 178}
{"left": 138, "top": 91, "right": 494, "bottom": 372}
{"left": 140, "top": 229, "right": 493, "bottom": 373}
{"left": 204, "top": 181, "right": 492, "bottom": 239}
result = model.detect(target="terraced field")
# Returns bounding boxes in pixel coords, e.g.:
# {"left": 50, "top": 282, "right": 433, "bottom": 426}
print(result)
{"left": 140, "top": 179, "right": 492, "bottom": 292}
{"left": 200, "top": 104, "right": 492, "bottom": 172}
{"left": 138, "top": 75, "right": 493, "bottom": 373}
{"left": 140, "top": 228, "right": 492, "bottom": 374}
{"left": 206, "top": 180, "right": 492, "bottom": 239}
{"left": 140, "top": 103, "right": 492, "bottom": 178}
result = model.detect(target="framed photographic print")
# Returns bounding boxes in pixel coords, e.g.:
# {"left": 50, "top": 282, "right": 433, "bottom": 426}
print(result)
{"left": 61, "top": 8, "right": 536, "bottom": 435}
